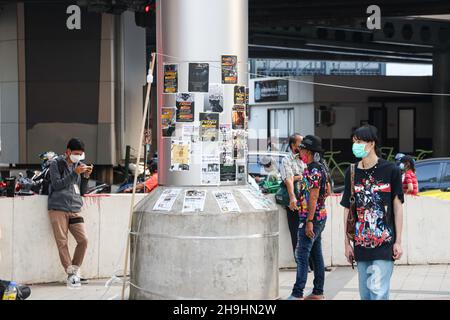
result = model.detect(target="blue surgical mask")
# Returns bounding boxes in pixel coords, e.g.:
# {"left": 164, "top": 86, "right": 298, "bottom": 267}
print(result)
{"left": 399, "top": 163, "right": 405, "bottom": 170}
{"left": 352, "top": 143, "right": 369, "bottom": 159}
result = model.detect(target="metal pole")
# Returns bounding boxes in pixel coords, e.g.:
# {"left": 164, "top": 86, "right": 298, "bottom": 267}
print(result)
{"left": 124, "top": 145, "right": 131, "bottom": 182}
{"left": 121, "top": 52, "right": 156, "bottom": 300}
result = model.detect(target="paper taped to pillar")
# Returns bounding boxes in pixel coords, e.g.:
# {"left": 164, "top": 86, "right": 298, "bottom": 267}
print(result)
{"left": 163, "top": 64, "right": 178, "bottom": 93}
{"left": 156, "top": 0, "right": 249, "bottom": 187}
{"left": 135, "top": 0, "right": 278, "bottom": 300}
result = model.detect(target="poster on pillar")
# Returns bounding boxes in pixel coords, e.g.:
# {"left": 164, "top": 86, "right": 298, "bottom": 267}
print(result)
{"left": 153, "top": 189, "right": 182, "bottom": 211}
{"left": 232, "top": 105, "right": 246, "bottom": 130}
{"left": 204, "top": 84, "right": 224, "bottom": 113}
{"left": 236, "top": 164, "right": 247, "bottom": 183}
{"left": 213, "top": 190, "right": 241, "bottom": 213}
{"left": 238, "top": 189, "right": 271, "bottom": 210}
{"left": 234, "top": 86, "right": 246, "bottom": 105}
{"left": 176, "top": 93, "right": 195, "bottom": 122}
{"left": 188, "top": 63, "right": 209, "bottom": 92}
{"left": 245, "top": 87, "right": 249, "bottom": 118}
{"left": 221, "top": 55, "right": 238, "bottom": 84}
{"left": 233, "top": 130, "right": 247, "bottom": 160}
{"left": 161, "top": 107, "right": 176, "bottom": 137}
{"left": 163, "top": 64, "right": 178, "bottom": 94}
{"left": 201, "top": 142, "right": 220, "bottom": 185}
{"left": 182, "top": 190, "right": 207, "bottom": 213}
{"left": 220, "top": 164, "right": 236, "bottom": 182}
{"left": 200, "top": 112, "right": 219, "bottom": 142}
{"left": 219, "top": 124, "right": 233, "bottom": 166}
{"left": 170, "top": 139, "right": 191, "bottom": 171}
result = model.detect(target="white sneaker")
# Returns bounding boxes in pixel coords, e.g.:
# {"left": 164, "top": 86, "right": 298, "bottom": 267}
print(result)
{"left": 67, "top": 273, "right": 81, "bottom": 288}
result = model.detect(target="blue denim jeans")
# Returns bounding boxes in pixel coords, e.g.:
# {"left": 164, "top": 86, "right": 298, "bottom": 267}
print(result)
{"left": 357, "top": 260, "right": 394, "bottom": 300}
{"left": 291, "top": 219, "right": 326, "bottom": 298}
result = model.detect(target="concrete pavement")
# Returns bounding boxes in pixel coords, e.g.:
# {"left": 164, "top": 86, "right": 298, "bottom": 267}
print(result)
{"left": 26, "top": 265, "right": 450, "bottom": 300}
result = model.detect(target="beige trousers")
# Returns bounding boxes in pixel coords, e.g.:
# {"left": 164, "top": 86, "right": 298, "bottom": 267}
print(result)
{"left": 48, "top": 210, "right": 88, "bottom": 272}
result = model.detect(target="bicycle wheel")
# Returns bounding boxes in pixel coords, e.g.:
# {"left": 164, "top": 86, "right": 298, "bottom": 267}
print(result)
{"left": 330, "top": 162, "right": 351, "bottom": 186}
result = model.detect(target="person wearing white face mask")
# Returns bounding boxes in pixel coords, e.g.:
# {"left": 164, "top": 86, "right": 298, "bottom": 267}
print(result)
{"left": 340, "top": 125, "right": 404, "bottom": 300}
{"left": 48, "top": 138, "right": 92, "bottom": 288}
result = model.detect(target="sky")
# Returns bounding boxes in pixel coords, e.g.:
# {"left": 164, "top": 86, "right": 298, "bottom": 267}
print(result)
{"left": 386, "top": 63, "right": 433, "bottom": 76}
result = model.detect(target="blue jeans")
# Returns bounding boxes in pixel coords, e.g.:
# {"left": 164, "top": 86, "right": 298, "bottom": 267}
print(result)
{"left": 357, "top": 260, "right": 394, "bottom": 300}
{"left": 291, "top": 219, "right": 326, "bottom": 298}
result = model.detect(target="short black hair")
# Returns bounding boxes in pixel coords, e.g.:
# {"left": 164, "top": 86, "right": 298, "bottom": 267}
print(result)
{"left": 352, "top": 125, "right": 381, "bottom": 156}
{"left": 400, "top": 155, "right": 416, "bottom": 172}
{"left": 67, "top": 138, "right": 85, "bottom": 151}
{"left": 352, "top": 125, "right": 379, "bottom": 144}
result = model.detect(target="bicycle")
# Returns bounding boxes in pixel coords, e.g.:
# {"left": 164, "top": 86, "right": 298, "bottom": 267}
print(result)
{"left": 414, "top": 149, "right": 433, "bottom": 161}
{"left": 379, "top": 146, "right": 396, "bottom": 162}
{"left": 323, "top": 151, "right": 351, "bottom": 186}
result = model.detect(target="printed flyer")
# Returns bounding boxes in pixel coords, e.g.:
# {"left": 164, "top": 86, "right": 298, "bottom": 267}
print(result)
{"left": 232, "top": 105, "right": 246, "bottom": 130}
{"left": 234, "top": 85, "right": 246, "bottom": 104}
{"left": 182, "top": 190, "right": 207, "bottom": 213}
{"left": 204, "top": 83, "right": 224, "bottom": 113}
{"left": 237, "top": 164, "right": 246, "bottom": 182}
{"left": 161, "top": 107, "right": 176, "bottom": 137}
{"left": 238, "top": 189, "right": 271, "bottom": 210}
{"left": 220, "top": 164, "right": 236, "bottom": 182}
{"left": 170, "top": 139, "right": 191, "bottom": 171}
{"left": 176, "top": 93, "right": 195, "bottom": 122}
{"left": 201, "top": 163, "right": 220, "bottom": 185}
{"left": 221, "top": 55, "right": 238, "bottom": 84}
{"left": 200, "top": 112, "right": 219, "bottom": 142}
{"left": 163, "top": 64, "right": 178, "bottom": 94}
{"left": 213, "top": 190, "right": 241, "bottom": 213}
{"left": 232, "top": 129, "right": 247, "bottom": 160}
{"left": 188, "top": 63, "right": 209, "bottom": 92}
{"left": 152, "top": 189, "right": 182, "bottom": 211}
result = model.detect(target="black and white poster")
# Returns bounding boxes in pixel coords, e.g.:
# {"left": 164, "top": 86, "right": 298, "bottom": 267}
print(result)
{"left": 176, "top": 93, "right": 195, "bottom": 122}
{"left": 204, "top": 84, "right": 224, "bottom": 113}
{"left": 188, "top": 63, "right": 209, "bottom": 92}
{"left": 237, "top": 164, "right": 246, "bottom": 183}
{"left": 233, "top": 130, "right": 247, "bottom": 160}
{"left": 163, "top": 64, "right": 178, "bottom": 94}
{"left": 221, "top": 55, "right": 238, "bottom": 84}
{"left": 219, "top": 124, "right": 233, "bottom": 166}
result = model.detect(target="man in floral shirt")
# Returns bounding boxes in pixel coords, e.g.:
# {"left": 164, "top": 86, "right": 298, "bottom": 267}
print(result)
{"left": 289, "top": 135, "right": 329, "bottom": 300}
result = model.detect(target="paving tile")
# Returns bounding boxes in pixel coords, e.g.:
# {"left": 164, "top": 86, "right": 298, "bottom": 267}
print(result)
{"left": 24, "top": 266, "right": 450, "bottom": 300}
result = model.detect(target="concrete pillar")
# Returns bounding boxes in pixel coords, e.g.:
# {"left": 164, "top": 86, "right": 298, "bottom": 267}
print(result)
{"left": 0, "top": 3, "right": 20, "bottom": 164}
{"left": 433, "top": 51, "right": 450, "bottom": 157}
{"left": 156, "top": 0, "right": 249, "bottom": 186}
{"left": 130, "top": 0, "right": 279, "bottom": 300}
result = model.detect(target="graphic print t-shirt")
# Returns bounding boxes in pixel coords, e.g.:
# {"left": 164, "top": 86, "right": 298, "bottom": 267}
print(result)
{"left": 340, "top": 159, "right": 404, "bottom": 261}
{"left": 298, "top": 162, "right": 328, "bottom": 222}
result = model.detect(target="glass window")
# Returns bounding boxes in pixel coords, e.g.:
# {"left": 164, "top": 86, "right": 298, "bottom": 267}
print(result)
{"left": 442, "top": 163, "right": 450, "bottom": 183}
{"left": 416, "top": 163, "right": 441, "bottom": 184}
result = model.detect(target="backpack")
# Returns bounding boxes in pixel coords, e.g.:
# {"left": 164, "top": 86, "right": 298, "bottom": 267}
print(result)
{"left": 41, "top": 158, "right": 66, "bottom": 195}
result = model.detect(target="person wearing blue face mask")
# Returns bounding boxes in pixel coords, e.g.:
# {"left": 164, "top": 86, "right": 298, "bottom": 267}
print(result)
{"left": 48, "top": 138, "right": 92, "bottom": 288}
{"left": 340, "top": 125, "right": 404, "bottom": 300}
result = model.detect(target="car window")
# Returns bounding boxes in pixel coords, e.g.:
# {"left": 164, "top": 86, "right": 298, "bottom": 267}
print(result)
{"left": 443, "top": 163, "right": 450, "bottom": 183}
{"left": 416, "top": 163, "right": 441, "bottom": 184}
{"left": 247, "top": 154, "right": 287, "bottom": 176}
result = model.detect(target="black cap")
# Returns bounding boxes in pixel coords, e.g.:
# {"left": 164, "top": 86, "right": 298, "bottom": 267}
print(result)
{"left": 299, "top": 135, "right": 324, "bottom": 153}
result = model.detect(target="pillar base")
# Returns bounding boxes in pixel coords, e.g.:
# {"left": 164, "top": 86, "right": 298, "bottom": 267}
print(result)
{"left": 129, "top": 185, "right": 279, "bottom": 300}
